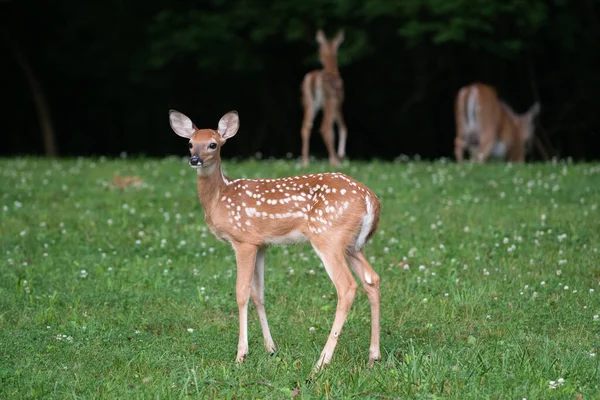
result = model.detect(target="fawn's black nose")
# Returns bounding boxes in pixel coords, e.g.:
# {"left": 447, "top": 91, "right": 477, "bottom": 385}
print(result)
{"left": 189, "top": 155, "right": 202, "bottom": 166}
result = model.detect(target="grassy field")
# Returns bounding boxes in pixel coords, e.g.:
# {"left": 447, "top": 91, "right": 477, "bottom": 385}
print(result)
{"left": 1, "top": 156, "right": 599, "bottom": 399}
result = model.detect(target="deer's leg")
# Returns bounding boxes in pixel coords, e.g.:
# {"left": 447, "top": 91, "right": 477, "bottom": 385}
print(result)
{"left": 311, "top": 241, "right": 358, "bottom": 372}
{"left": 347, "top": 251, "right": 380, "bottom": 365}
{"left": 335, "top": 108, "right": 348, "bottom": 160}
{"left": 320, "top": 101, "right": 340, "bottom": 167}
{"left": 475, "top": 130, "right": 496, "bottom": 163}
{"left": 454, "top": 136, "right": 466, "bottom": 163}
{"left": 233, "top": 242, "right": 259, "bottom": 362}
{"left": 454, "top": 87, "right": 467, "bottom": 163}
{"left": 301, "top": 77, "right": 317, "bottom": 167}
{"left": 250, "top": 246, "right": 276, "bottom": 353}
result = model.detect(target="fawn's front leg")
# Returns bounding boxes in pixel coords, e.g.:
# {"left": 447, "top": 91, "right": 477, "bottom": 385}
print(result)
{"left": 233, "top": 242, "right": 259, "bottom": 362}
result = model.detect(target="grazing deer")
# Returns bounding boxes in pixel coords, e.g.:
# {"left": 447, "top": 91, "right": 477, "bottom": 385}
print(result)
{"left": 301, "top": 29, "right": 347, "bottom": 168}
{"left": 169, "top": 109, "right": 381, "bottom": 373}
{"left": 454, "top": 82, "right": 541, "bottom": 163}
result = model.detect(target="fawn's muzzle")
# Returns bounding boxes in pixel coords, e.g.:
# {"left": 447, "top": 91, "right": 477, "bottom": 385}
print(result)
{"left": 189, "top": 155, "right": 203, "bottom": 166}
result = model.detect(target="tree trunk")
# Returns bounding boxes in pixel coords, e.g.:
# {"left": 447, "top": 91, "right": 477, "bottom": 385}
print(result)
{"left": 3, "top": 33, "right": 58, "bottom": 156}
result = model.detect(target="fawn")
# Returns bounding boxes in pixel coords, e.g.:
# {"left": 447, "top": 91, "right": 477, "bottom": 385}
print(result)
{"left": 301, "top": 29, "right": 347, "bottom": 167}
{"left": 454, "top": 82, "right": 540, "bottom": 163}
{"left": 169, "top": 109, "right": 381, "bottom": 372}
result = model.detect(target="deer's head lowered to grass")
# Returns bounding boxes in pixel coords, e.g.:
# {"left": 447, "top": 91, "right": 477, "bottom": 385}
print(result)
{"left": 169, "top": 109, "right": 382, "bottom": 374}
{"left": 454, "top": 82, "right": 541, "bottom": 163}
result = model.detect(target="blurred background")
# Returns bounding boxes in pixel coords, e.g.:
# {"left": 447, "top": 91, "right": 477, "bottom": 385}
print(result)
{"left": 1, "top": 0, "right": 599, "bottom": 161}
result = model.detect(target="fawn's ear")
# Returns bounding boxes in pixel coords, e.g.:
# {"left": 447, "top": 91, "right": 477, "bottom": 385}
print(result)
{"left": 217, "top": 111, "right": 239, "bottom": 140}
{"left": 528, "top": 102, "right": 541, "bottom": 119}
{"left": 316, "top": 29, "right": 326, "bottom": 44}
{"left": 333, "top": 30, "right": 344, "bottom": 48}
{"left": 169, "top": 110, "right": 196, "bottom": 138}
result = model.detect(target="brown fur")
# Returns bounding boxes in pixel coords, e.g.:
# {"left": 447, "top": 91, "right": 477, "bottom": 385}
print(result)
{"left": 301, "top": 30, "right": 347, "bottom": 167}
{"left": 454, "top": 82, "right": 540, "bottom": 163}
{"left": 169, "top": 109, "right": 382, "bottom": 374}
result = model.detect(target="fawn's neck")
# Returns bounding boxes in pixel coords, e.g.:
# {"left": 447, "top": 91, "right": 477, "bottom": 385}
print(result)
{"left": 196, "top": 161, "right": 227, "bottom": 213}
{"left": 321, "top": 55, "right": 339, "bottom": 75}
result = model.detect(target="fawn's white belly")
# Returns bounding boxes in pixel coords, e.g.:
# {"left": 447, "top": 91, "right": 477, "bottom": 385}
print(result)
{"left": 264, "top": 230, "right": 308, "bottom": 246}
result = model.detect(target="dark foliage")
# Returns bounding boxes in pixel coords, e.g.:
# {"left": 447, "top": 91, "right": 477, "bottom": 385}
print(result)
{"left": 2, "top": 0, "right": 599, "bottom": 160}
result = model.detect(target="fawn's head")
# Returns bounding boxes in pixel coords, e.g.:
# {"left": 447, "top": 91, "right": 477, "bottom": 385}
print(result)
{"left": 169, "top": 110, "right": 239, "bottom": 173}
{"left": 316, "top": 29, "right": 344, "bottom": 72}
{"left": 516, "top": 102, "right": 541, "bottom": 151}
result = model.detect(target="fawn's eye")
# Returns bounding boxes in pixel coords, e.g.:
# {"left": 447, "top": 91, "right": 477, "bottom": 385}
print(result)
{"left": 188, "top": 142, "right": 193, "bottom": 149}
{"left": 208, "top": 143, "right": 217, "bottom": 150}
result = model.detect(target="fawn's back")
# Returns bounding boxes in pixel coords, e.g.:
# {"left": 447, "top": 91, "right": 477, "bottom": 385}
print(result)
{"left": 212, "top": 172, "right": 380, "bottom": 250}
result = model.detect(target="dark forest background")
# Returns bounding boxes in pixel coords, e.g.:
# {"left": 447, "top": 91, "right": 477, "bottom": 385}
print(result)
{"left": 2, "top": 0, "right": 599, "bottom": 161}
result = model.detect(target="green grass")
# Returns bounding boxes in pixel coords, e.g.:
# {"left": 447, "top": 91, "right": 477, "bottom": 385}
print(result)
{"left": 1, "top": 156, "right": 599, "bottom": 399}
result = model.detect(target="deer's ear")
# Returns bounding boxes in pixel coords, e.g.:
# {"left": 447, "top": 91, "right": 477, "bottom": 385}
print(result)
{"left": 169, "top": 110, "right": 196, "bottom": 138}
{"left": 528, "top": 102, "right": 541, "bottom": 119}
{"left": 217, "top": 111, "right": 239, "bottom": 140}
{"left": 316, "top": 29, "right": 326, "bottom": 44}
{"left": 333, "top": 30, "right": 345, "bottom": 48}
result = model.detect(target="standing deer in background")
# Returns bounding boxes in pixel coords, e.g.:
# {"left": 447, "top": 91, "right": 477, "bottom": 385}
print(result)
{"left": 454, "top": 82, "right": 541, "bottom": 163}
{"left": 301, "top": 29, "right": 347, "bottom": 168}
{"left": 169, "top": 109, "right": 381, "bottom": 373}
